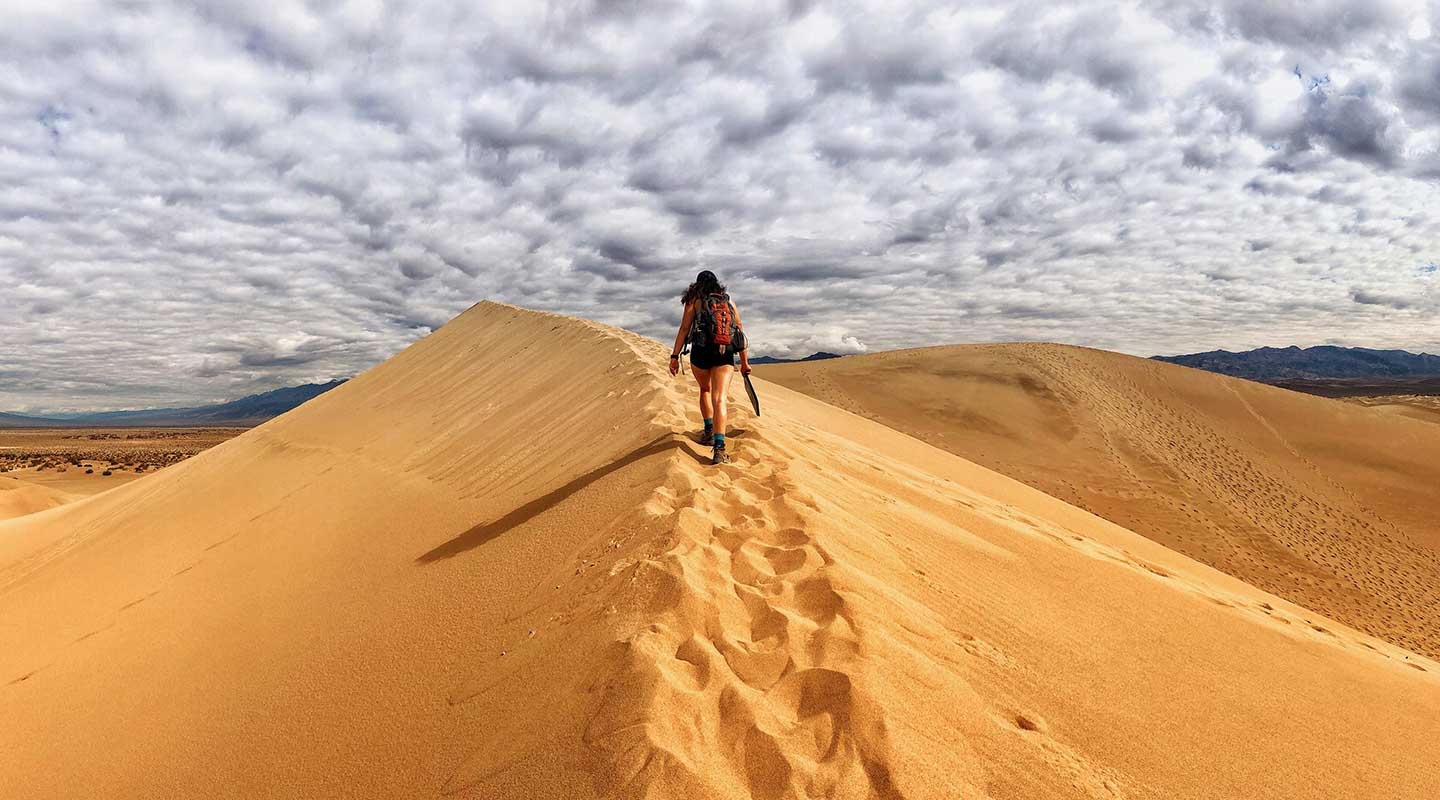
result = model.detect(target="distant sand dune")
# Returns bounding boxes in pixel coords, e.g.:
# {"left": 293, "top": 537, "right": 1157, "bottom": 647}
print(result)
{"left": 2, "top": 305, "right": 1437, "bottom": 799}
{"left": 1342, "top": 393, "right": 1440, "bottom": 424}
{"left": 759, "top": 343, "right": 1440, "bottom": 661}
{"left": 0, "top": 476, "right": 75, "bottom": 521}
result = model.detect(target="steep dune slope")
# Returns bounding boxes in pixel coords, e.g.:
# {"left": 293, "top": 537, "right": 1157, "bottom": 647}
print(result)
{"left": 3, "top": 305, "right": 1437, "bottom": 799}
{"left": 757, "top": 344, "right": 1440, "bottom": 660}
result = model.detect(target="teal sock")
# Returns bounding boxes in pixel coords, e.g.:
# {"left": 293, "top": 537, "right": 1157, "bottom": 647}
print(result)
{"left": 704, "top": 418, "right": 713, "bottom": 433}
{"left": 713, "top": 433, "right": 726, "bottom": 448}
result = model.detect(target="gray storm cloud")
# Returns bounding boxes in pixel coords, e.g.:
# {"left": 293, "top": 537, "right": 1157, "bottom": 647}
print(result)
{"left": 2, "top": 0, "right": 1439, "bottom": 412}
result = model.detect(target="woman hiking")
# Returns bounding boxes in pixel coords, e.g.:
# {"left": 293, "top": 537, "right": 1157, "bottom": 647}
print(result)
{"left": 669, "top": 270, "right": 751, "bottom": 465}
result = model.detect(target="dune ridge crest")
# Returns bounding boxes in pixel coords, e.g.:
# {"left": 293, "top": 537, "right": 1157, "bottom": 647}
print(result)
{"left": 3, "top": 303, "right": 1438, "bottom": 799}
{"left": 425, "top": 308, "right": 904, "bottom": 799}
{"left": 581, "top": 429, "right": 901, "bottom": 798}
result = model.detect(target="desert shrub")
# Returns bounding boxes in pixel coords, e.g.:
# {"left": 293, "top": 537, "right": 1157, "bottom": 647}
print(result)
{"left": 101, "top": 470, "right": 112, "bottom": 476}
{"left": 85, "top": 468, "right": 94, "bottom": 474}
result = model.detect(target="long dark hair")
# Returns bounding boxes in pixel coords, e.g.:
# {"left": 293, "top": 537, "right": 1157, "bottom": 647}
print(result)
{"left": 682, "top": 270, "right": 726, "bottom": 305}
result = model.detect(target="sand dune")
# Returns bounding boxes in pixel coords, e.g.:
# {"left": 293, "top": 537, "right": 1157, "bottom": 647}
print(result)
{"left": 758, "top": 344, "right": 1440, "bottom": 661}
{"left": 0, "top": 475, "right": 76, "bottom": 521}
{"left": 3, "top": 304, "right": 1437, "bottom": 799}
{"left": 1343, "top": 393, "right": 1440, "bottom": 424}
{"left": 0, "top": 467, "right": 149, "bottom": 519}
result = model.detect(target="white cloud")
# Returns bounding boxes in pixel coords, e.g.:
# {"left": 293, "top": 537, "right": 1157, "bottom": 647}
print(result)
{"left": 3, "top": 0, "right": 1440, "bottom": 412}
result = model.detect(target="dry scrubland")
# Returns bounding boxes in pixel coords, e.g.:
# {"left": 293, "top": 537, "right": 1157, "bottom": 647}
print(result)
{"left": 2, "top": 302, "right": 1437, "bottom": 799}
{"left": 0, "top": 428, "right": 243, "bottom": 520}
{"left": 0, "top": 427, "right": 242, "bottom": 474}
{"left": 1272, "top": 378, "right": 1440, "bottom": 423}
{"left": 759, "top": 345, "right": 1440, "bottom": 660}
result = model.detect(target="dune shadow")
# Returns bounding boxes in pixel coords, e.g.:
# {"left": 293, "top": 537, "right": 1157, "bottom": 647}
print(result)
{"left": 678, "top": 446, "right": 711, "bottom": 466}
{"left": 416, "top": 433, "right": 687, "bottom": 564}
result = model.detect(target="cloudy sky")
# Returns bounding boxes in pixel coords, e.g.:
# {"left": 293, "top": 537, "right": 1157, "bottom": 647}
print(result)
{"left": 4, "top": 0, "right": 1440, "bottom": 412}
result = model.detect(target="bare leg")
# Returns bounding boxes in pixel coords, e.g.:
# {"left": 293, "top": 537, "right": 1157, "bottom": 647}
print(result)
{"left": 691, "top": 366, "right": 712, "bottom": 424}
{"left": 708, "top": 365, "right": 734, "bottom": 436}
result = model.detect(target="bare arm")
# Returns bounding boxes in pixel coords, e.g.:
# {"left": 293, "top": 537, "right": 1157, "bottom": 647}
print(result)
{"left": 672, "top": 301, "right": 695, "bottom": 355}
{"left": 731, "top": 301, "right": 752, "bottom": 372}
{"left": 670, "top": 302, "right": 695, "bottom": 374}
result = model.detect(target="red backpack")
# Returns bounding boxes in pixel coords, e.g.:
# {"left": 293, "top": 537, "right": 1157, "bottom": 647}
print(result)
{"left": 692, "top": 292, "right": 737, "bottom": 352}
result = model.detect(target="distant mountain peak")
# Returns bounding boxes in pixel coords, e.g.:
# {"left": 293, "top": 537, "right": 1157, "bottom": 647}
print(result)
{"left": 749, "top": 352, "right": 845, "bottom": 365}
{"left": 1153, "top": 346, "right": 1440, "bottom": 381}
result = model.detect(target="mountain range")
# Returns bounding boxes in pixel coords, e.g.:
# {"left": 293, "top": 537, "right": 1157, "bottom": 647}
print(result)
{"left": 0, "top": 411, "right": 67, "bottom": 428}
{"left": 1153, "top": 345, "right": 1440, "bottom": 381}
{"left": 748, "top": 351, "right": 844, "bottom": 365}
{"left": 0, "top": 381, "right": 345, "bottom": 428}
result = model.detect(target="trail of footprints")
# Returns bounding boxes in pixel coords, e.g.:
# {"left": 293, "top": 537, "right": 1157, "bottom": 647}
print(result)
{"left": 1024, "top": 349, "right": 1440, "bottom": 661}
{"left": 587, "top": 434, "right": 901, "bottom": 800}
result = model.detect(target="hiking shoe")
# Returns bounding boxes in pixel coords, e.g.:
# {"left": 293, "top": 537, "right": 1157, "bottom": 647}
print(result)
{"left": 711, "top": 444, "right": 730, "bottom": 465}
{"left": 699, "top": 430, "right": 714, "bottom": 446}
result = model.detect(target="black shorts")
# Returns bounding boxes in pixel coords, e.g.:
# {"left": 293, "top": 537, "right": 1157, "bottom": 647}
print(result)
{"left": 689, "top": 345, "right": 736, "bottom": 370}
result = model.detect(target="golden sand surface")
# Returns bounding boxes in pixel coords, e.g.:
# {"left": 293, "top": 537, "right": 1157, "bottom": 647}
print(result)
{"left": 759, "top": 345, "right": 1440, "bottom": 661}
{"left": 0, "top": 475, "right": 79, "bottom": 520}
{"left": 2, "top": 305, "right": 1437, "bottom": 799}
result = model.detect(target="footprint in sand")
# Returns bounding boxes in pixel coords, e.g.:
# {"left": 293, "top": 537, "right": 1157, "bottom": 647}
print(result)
{"left": 1015, "top": 714, "right": 1045, "bottom": 733}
